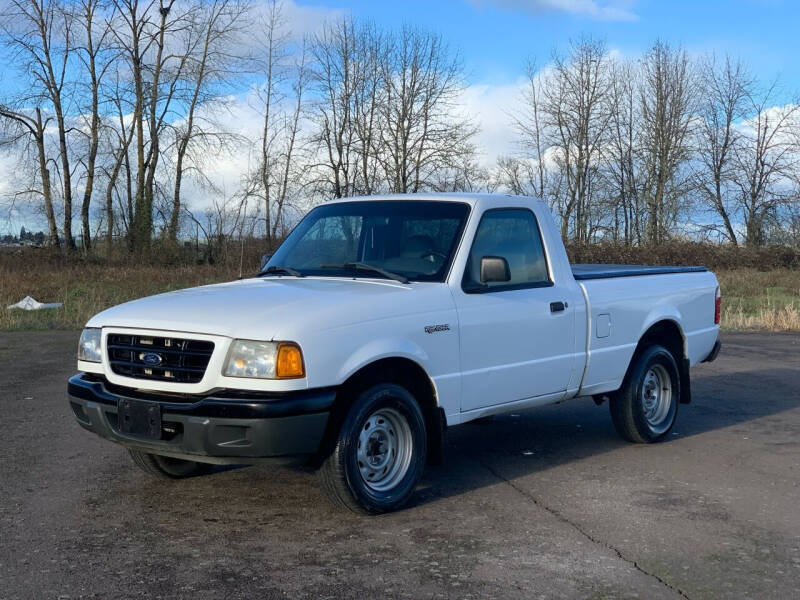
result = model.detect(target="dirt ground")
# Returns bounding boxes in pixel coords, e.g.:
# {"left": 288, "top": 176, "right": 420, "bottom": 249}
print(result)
{"left": 1, "top": 331, "right": 798, "bottom": 599}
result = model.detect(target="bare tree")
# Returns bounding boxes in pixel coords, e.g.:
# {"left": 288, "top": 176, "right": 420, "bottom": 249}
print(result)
{"left": 638, "top": 41, "right": 696, "bottom": 244}
{"left": 243, "top": 0, "right": 311, "bottom": 247}
{"left": 512, "top": 60, "right": 549, "bottom": 199}
{"left": 351, "top": 22, "right": 385, "bottom": 195}
{"left": 553, "top": 37, "right": 611, "bottom": 241}
{"left": 102, "top": 72, "right": 135, "bottom": 252}
{"left": 5, "top": 2, "right": 800, "bottom": 253}
{"left": 75, "top": 0, "right": 113, "bottom": 250}
{"left": 110, "top": 0, "right": 152, "bottom": 250}
{"left": 111, "top": 0, "right": 198, "bottom": 251}
{"left": 378, "top": 25, "right": 476, "bottom": 194}
{"left": 432, "top": 153, "right": 488, "bottom": 192}
{"left": 167, "top": 0, "right": 249, "bottom": 241}
{"left": 252, "top": 0, "right": 289, "bottom": 244}
{"left": 731, "top": 82, "right": 800, "bottom": 246}
{"left": 255, "top": 0, "right": 283, "bottom": 242}
{"left": 519, "top": 37, "right": 611, "bottom": 241}
{"left": 268, "top": 46, "right": 309, "bottom": 240}
{"left": 696, "top": 55, "right": 752, "bottom": 245}
{"left": 1, "top": 0, "right": 77, "bottom": 247}
{"left": 0, "top": 107, "right": 60, "bottom": 244}
{"left": 493, "top": 156, "right": 537, "bottom": 196}
{"left": 605, "top": 57, "right": 642, "bottom": 244}
{"left": 309, "top": 19, "right": 477, "bottom": 198}
{"left": 309, "top": 17, "right": 369, "bottom": 198}
{"left": 138, "top": 0, "right": 178, "bottom": 250}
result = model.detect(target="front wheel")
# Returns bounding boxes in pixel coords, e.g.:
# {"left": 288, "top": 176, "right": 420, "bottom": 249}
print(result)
{"left": 609, "top": 344, "right": 680, "bottom": 443}
{"left": 317, "top": 383, "right": 427, "bottom": 514}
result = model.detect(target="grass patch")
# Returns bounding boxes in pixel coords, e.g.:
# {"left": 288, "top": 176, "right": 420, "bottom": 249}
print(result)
{"left": 1, "top": 260, "right": 241, "bottom": 331}
{"left": 1, "top": 249, "right": 798, "bottom": 332}
{"left": 718, "top": 269, "right": 800, "bottom": 332}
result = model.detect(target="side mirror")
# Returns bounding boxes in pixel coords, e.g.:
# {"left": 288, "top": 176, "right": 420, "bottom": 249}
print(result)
{"left": 260, "top": 253, "right": 272, "bottom": 271}
{"left": 480, "top": 256, "right": 510, "bottom": 284}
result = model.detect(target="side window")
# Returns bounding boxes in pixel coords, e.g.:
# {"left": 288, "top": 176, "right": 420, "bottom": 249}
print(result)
{"left": 463, "top": 208, "right": 551, "bottom": 292}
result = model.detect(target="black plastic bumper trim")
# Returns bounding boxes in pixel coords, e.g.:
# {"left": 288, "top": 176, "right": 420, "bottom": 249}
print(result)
{"left": 68, "top": 373, "right": 336, "bottom": 419}
{"left": 67, "top": 373, "right": 335, "bottom": 461}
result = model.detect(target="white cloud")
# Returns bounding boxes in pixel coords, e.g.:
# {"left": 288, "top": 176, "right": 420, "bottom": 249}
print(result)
{"left": 247, "top": 0, "right": 343, "bottom": 42}
{"left": 469, "top": 0, "right": 638, "bottom": 22}
{"left": 460, "top": 79, "right": 528, "bottom": 166}
{"left": 0, "top": 152, "right": 11, "bottom": 199}
{"left": 281, "top": 0, "right": 344, "bottom": 38}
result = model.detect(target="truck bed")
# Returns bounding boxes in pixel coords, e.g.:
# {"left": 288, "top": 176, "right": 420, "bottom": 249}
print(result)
{"left": 571, "top": 264, "right": 708, "bottom": 280}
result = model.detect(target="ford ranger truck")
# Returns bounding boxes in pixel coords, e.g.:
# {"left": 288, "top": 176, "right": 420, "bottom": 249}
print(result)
{"left": 68, "top": 194, "right": 722, "bottom": 514}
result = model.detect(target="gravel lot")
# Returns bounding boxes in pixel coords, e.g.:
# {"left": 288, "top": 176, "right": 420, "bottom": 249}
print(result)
{"left": 1, "top": 331, "right": 799, "bottom": 599}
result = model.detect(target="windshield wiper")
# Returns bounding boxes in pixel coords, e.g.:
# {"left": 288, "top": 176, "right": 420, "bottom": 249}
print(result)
{"left": 321, "top": 262, "right": 409, "bottom": 284}
{"left": 259, "top": 265, "right": 305, "bottom": 277}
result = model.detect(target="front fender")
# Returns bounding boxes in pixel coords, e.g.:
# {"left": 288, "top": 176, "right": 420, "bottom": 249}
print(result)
{"left": 337, "top": 337, "right": 432, "bottom": 385}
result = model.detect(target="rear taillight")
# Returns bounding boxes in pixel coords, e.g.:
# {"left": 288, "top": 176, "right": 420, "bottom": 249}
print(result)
{"left": 714, "top": 286, "right": 722, "bottom": 325}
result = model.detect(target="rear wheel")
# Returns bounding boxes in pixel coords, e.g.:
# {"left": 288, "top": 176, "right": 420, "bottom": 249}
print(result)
{"left": 128, "top": 449, "right": 211, "bottom": 479}
{"left": 609, "top": 344, "right": 680, "bottom": 443}
{"left": 317, "top": 383, "right": 427, "bottom": 514}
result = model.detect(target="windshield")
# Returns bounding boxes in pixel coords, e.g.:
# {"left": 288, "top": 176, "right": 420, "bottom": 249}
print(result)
{"left": 265, "top": 201, "right": 470, "bottom": 282}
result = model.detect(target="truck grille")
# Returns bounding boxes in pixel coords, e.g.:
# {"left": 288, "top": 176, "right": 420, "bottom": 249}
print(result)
{"left": 107, "top": 334, "right": 214, "bottom": 384}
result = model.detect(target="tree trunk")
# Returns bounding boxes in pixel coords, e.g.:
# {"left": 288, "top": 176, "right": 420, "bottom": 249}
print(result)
{"left": 80, "top": 3, "right": 102, "bottom": 252}
{"left": 53, "top": 103, "right": 75, "bottom": 248}
{"left": 35, "top": 109, "right": 60, "bottom": 247}
{"left": 169, "top": 149, "right": 185, "bottom": 242}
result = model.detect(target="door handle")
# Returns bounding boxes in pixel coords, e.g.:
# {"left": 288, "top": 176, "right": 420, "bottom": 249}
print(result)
{"left": 550, "top": 301, "right": 567, "bottom": 313}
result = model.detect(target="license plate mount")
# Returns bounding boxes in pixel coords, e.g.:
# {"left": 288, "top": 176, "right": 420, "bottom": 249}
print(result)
{"left": 118, "top": 399, "right": 162, "bottom": 440}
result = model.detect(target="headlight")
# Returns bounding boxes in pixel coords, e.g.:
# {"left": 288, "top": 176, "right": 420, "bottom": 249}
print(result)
{"left": 223, "top": 340, "right": 305, "bottom": 379}
{"left": 78, "top": 328, "right": 102, "bottom": 363}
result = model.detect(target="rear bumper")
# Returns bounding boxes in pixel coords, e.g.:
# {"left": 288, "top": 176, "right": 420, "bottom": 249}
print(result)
{"left": 67, "top": 373, "right": 335, "bottom": 465}
{"left": 702, "top": 340, "right": 722, "bottom": 363}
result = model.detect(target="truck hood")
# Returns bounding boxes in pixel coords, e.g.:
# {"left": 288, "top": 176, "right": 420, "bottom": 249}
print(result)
{"left": 86, "top": 276, "right": 452, "bottom": 339}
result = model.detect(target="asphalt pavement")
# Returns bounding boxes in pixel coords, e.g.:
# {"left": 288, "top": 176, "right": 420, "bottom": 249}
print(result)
{"left": 1, "top": 331, "right": 798, "bottom": 599}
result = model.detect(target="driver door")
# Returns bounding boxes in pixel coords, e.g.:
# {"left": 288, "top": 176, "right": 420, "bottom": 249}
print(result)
{"left": 453, "top": 208, "right": 576, "bottom": 412}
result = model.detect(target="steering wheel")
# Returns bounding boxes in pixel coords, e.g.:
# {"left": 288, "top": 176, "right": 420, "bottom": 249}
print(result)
{"left": 420, "top": 250, "right": 447, "bottom": 260}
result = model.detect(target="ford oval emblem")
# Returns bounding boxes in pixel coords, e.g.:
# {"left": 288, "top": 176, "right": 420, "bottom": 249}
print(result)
{"left": 141, "top": 352, "right": 163, "bottom": 366}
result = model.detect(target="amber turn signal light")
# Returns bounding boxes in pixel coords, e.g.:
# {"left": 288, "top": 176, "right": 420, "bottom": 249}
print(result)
{"left": 276, "top": 343, "right": 305, "bottom": 378}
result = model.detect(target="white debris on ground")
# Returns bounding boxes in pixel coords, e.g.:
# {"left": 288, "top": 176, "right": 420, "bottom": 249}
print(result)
{"left": 6, "top": 296, "right": 63, "bottom": 310}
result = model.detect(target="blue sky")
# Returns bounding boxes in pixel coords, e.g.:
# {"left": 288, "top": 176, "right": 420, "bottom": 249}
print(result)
{"left": 311, "top": 0, "right": 800, "bottom": 92}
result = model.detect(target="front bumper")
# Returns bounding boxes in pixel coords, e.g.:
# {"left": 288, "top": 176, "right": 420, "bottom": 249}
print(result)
{"left": 67, "top": 373, "right": 335, "bottom": 465}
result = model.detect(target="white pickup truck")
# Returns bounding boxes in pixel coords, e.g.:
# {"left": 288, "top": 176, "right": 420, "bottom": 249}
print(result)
{"left": 69, "top": 194, "right": 721, "bottom": 513}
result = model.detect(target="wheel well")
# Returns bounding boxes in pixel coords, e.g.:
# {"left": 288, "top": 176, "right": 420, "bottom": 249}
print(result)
{"left": 638, "top": 320, "right": 685, "bottom": 362}
{"left": 314, "top": 358, "right": 446, "bottom": 466}
{"left": 631, "top": 319, "right": 691, "bottom": 405}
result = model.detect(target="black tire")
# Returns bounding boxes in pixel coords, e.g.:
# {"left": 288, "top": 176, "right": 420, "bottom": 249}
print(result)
{"left": 317, "top": 383, "right": 427, "bottom": 514}
{"left": 609, "top": 344, "right": 680, "bottom": 443}
{"left": 128, "top": 449, "right": 211, "bottom": 479}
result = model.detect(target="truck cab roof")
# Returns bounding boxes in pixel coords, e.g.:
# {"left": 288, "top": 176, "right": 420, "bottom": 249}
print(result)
{"left": 325, "top": 192, "right": 547, "bottom": 210}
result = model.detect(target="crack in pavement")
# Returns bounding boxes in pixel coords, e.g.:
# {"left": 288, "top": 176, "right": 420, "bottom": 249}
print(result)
{"left": 478, "top": 459, "right": 691, "bottom": 600}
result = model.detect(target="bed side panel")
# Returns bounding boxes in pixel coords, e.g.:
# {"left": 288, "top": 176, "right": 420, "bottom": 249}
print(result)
{"left": 579, "top": 271, "right": 719, "bottom": 396}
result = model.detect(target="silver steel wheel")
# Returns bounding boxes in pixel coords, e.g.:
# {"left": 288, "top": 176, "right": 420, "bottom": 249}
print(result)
{"left": 641, "top": 364, "right": 673, "bottom": 434}
{"left": 356, "top": 407, "right": 414, "bottom": 493}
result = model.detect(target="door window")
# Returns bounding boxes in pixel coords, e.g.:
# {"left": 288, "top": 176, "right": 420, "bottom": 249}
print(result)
{"left": 462, "top": 208, "right": 551, "bottom": 292}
